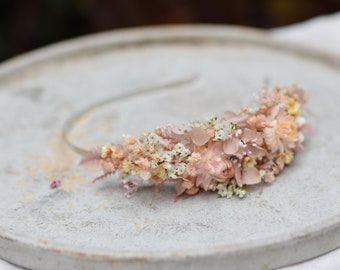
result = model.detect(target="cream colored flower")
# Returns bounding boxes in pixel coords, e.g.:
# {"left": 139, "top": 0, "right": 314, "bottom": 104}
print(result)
{"left": 264, "top": 111, "right": 298, "bottom": 153}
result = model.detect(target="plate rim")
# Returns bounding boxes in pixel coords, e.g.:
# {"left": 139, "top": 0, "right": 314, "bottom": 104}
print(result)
{"left": 0, "top": 24, "right": 339, "bottom": 269}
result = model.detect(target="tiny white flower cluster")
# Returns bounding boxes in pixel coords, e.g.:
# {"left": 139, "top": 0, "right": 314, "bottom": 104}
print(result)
{"left": 189, "top": 116, "right": 218, "bottom": 129}
{"left": 167, "top": 143, "right": 190, "bottom": 178}
{"left": 172, "top": 143, "right": 190, "bottom": 157}
{"left": 159, "top": 151, "right": 172, "bottom": 163}
{"left": 168, "top": 162, "right": 187, "bottom": 179}
{"left": 214, "top": 118, "right": 233, "bottom": 141}
{"left": 209, "top": 180, "right": 247, "bottom": 198}
{"left": 189, "top": 116, "right": 234, "bottom": 141}
{"left": 147, "top": 132, "right": 162, "bottom": 144}
{"left": 140, "top": 132, "right": 192, "bottom": 180}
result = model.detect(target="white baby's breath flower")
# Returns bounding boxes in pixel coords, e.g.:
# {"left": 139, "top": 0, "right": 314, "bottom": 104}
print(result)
{"left": 235, "top": 188, "right": 246, "bottom": 198}
{"left": 172, "top": 143, "right": 190, "bottom": 157}
{"left": 215, "top": 118, "right": 232, "bottom": 130}
{"left": 168, "top": 162, "right": 187, "bottom": 178}
{"left": 213, "top": 118, "right": 234, "bottom": 141}
{"left": 218, "top": 188, "right": 228, "bottom": 197}
{"left": 147, "top": 132, "right": 161, "bottom": 144}
{"left": 159, "top": 151, "right": 173, "bottom": 162}
{"left": 189, "top": 120, "right": 204, "bottom": 128}
{"left": 206, "top": 116, "right": 218, "bottom": 127}
{"left": 214, "top": 129, "right": 227, "bottom": 141}
{"left": 216, "top": 183, "right": 230, "bottom": 197}
{"left": 215, "top": 180, "right": 246, "bottom": 198}
{"left": 150, "top": 160, "right": 158, "bottom": 169}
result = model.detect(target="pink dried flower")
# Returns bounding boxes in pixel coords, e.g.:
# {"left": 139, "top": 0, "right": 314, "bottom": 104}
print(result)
{"left": 247, "top": 114, "right": 268, "bottom": 130}
{"left": 194, "top": 142, "right": 234, "bottom": 190}
{"left": 50, "top": 179, "right": 62, "bottom": 189}
{"left": 80, "top": 147, "right": 102, "bottom": 165}
{"left": 122, "top": 180, "right": 139, "bottom": 198}
{"left": 264, "top": 111, "right": 298, "bottom": 153}
{"left": 81, "top": 84, "right": 310, "bottom": 199}
{"left": 223, "top": 129, "right": 264, "bottom": 159}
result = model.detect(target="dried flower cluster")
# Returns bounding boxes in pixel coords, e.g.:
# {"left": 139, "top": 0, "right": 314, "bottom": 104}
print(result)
{"left": 81, "top": 85, "right": 309, "bottom": 199}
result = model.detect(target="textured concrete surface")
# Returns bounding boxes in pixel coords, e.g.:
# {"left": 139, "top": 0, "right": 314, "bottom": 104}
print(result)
{"left": 0, "top": 26, "right": 339, "bottom": 270}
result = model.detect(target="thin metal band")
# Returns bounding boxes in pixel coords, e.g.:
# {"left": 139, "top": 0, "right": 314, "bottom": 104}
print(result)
{"left": 62, "top": 75, "right": 198, "bottom": 155}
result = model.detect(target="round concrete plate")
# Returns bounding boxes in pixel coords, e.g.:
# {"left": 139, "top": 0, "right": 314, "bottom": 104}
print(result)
{"left": 0, "top": 26, "right": 339, "bottom": 270}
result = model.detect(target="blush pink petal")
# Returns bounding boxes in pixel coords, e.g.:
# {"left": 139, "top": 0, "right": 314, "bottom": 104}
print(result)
{"left": 100, "top": 159, "right": 116, "bottom": 174}
{"left": 234, "top": 163, "right": 243, "bottom": 187}
{"left": 225, "top": 111, "right": 249, "bottom": 123}
{"left": 171, "top": 126, "right": 185, "bottom": 135}
{"left": 189, "top": 127, "right": 211, "bottom": 146}
{"left": 176, "top": 181, "right": 187, "bottom": 196}
{"left": 242, "top": 128, "right": 258, "bottom": 143}
{"left": 210, "top": 141, "right": 223, "bottom": 153}
{"left": 170, "top": 126, "right": 191, "bottom": 145}
{"left": 223, "top": 138, "right": 240, "bottom": 155}
{"left": 247, "top": 144, "right": 265, "bottom": 158}
{"left": 242, "top": 167, "right": 261, "bottom": 185}
{"left": 196, "top": 173, "right": 213, "bottom": 191}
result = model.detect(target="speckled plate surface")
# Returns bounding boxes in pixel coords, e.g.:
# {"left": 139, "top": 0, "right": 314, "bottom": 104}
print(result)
{"left": 0, "top": 26, "right": 339, "bottom": 270}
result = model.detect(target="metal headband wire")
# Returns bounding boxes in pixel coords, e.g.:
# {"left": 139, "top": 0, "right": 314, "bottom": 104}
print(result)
{"left": 62, "top": 74, "right": 199, "bottom": 155}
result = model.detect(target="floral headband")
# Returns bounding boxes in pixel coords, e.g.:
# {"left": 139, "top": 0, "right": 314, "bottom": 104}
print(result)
{"left": 66, "top": 80, "right": 309, "bottom": 199}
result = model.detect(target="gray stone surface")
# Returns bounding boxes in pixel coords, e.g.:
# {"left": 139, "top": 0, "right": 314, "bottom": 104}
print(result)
{"left": 0, "top": 26, "right": 339, "bottom": 270}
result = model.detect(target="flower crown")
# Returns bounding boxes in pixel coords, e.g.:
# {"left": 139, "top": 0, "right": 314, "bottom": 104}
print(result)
{"left": 81, "top": 84, "right": 309, "bottom": 199}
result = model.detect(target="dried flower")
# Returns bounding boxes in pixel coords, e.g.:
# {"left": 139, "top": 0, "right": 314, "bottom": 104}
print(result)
{"left": 81, "top": 84, "right": 310, "bottom": 199}
{"left": 50, "top": 179, "right": 62, "bottom": 189}
{"left": 122, "top": 180, "right": 139, "bottom": 198}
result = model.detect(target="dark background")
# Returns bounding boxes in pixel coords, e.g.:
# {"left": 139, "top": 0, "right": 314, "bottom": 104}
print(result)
{"left": 1, "top": 0, "right": 340, "bottom": 62}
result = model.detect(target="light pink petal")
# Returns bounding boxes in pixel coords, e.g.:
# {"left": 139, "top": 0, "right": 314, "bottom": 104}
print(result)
{"left": 225, "top": 111, "right": 248, "bottom": 123}
{"left": 209, "top": 141, "right": 223, "bottom": 153}
{"left": 242, "top": 128, "right": 258, "bottom": 143}
{"left": 242, "top": 167, "right": 261, "bottom": 185}
{"left": 176, "top": 181, "right": 187, "bottom": 196}
{"left": 170, "top": 127, "right": 191, "bottom": 145}
{"left": 101, "top": 160, "right": 116, "bottom": 173}
{"left": 264, "top": 171, "right": 275, "bottom": 183}
{"left": 172, "top": 126, "right": 185, "bottom": 135}
{"left": 189, "top": 127, "right": 211, "bottom": 146}
{"left": 196, "top": 173, "right": 212, "bottom": 191}
{"left": 80, "top": 147, "right": 102, "bottom": 165}
{"left": 247, "top": 144, "right": 265, "bottom": 158}
{"left": 234, "top": 163, "right": 243, "bottom": 187}
{"left": 223, "top": 138, "right": 240, "bottom": 155}
{"left": 270, "top": 105, "right": 281, "bottom": 118}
